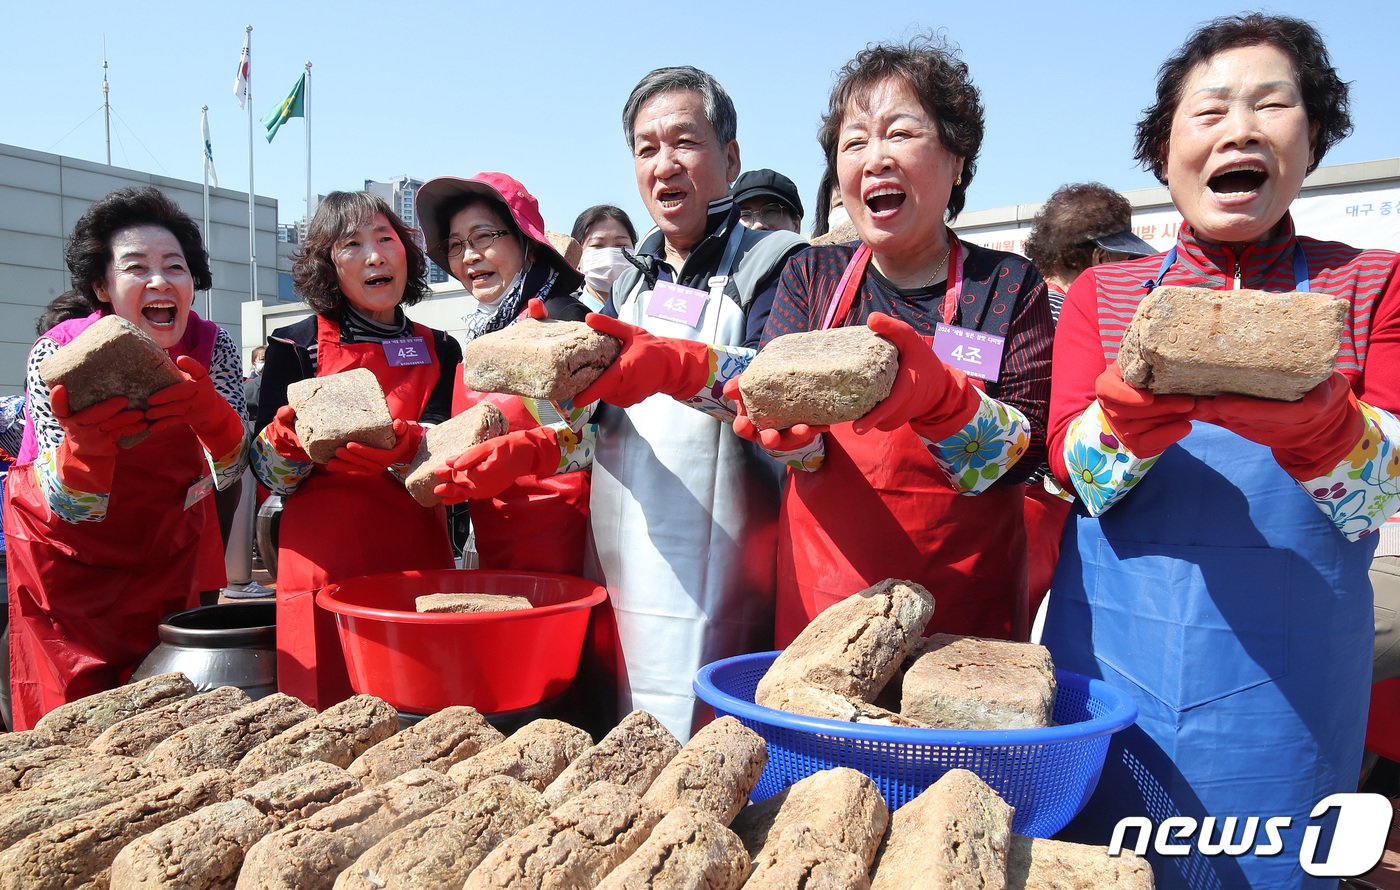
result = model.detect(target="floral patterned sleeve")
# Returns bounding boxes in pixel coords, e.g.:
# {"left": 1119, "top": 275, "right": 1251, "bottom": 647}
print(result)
{"left": 673, "top": 343, "right": 827, "bottom": 471}
{"left": 918, "top": 388, "right": 1032, "bottom": 493}
{"left": 250, "top": 430, "right": 314, "bottom": 496}
{"left": 25, "top": 338, "right": 110, "bottom": 522}
{"left": 206, "top": 329, "right": 249, "bottom": 490}
{"left": 1296, "top": 401, "right": 1400, "bottom": 539}
{"left": 1060, "top": 401, "right": 1159, "bottom": 515}
{"left": 551, "top": 421, "right": 598, "bottom": 473}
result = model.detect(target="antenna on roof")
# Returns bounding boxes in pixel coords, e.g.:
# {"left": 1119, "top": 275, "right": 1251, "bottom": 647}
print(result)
{"left": 102, "top": 37, "right": 111, "bottom": 165}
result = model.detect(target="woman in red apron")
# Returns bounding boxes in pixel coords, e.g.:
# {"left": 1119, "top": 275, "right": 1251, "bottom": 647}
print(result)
{"left": 6, "top": 187, "right": 248, "bottom": 728}
{"left": 735, "top": 38, "right": 1055, "bottom": 644}
{"left": 414, "top": 173, "right": 595, "bottom": 576}
{"left": 251, "top": 191, "right": 459, "bottom": 709}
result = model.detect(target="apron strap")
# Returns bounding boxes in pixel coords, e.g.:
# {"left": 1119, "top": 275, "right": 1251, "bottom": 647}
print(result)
{"left": 820, "top": 244, "right": 873, "bottom": 330}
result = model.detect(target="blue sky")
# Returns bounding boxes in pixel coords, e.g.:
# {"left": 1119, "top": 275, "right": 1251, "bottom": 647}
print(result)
{"left": 5, "top": 1, "right": 1396, "bottom": 236}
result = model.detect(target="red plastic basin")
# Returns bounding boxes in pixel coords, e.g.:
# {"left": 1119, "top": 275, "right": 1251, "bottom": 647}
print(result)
{"left": 316, "top": 569, "right": 606, "bottom": 715}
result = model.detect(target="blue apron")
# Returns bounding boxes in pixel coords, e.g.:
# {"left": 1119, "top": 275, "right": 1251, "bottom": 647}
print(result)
{"left": 1042, "top": 248, "right": 1375, "bottom": 889}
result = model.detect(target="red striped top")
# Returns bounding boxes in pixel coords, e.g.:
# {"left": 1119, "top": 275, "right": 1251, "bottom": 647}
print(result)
{"left": 1048, "top": 216, "right": 1400, "bottom": 481}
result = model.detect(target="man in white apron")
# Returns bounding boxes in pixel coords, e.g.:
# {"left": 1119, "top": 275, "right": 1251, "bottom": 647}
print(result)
{"left": 583, "top": 66, "right": 806, "bottom": 740}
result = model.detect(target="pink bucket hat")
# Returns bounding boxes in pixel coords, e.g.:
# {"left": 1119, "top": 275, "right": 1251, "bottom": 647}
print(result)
{"left": 417, "top": 172, "right": 582, "bottom": 290}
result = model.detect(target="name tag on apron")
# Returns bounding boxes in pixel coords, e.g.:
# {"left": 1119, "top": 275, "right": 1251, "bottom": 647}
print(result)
{"left": 646, "top": 281, "right": 708, "bottom": 328}
{"left": 183, "top": 472, "right": 216, "bottom": 511}
{"left": 934, "top": 323, "right": 1005, "bottom": 383}
{"left": 382, "top": 336, "right": 430, "bottom": 367}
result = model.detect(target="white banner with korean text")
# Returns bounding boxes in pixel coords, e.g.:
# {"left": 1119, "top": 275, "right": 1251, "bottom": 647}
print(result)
{"left": 959, "top": 180, "right": 1400, "bottom": 258}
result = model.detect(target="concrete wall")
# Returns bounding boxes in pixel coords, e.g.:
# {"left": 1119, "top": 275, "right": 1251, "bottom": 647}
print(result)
{"left": 0, "top": 142, "right": 279, "bottom": 396}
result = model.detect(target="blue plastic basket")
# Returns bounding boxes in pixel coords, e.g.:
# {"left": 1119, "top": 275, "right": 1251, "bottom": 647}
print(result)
{"left": 694, "top": 651, "right": 1137, "bottom": 838}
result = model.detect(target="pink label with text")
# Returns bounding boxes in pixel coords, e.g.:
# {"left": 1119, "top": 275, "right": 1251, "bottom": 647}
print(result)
{"left": 382, "top": 337, "right": 430, "bottom": 367}
{"left": 933, "top": 323, "right": 1004, "bottom": 382}
{"left": 646, "top": 281, "right": 708, "bottom": 328}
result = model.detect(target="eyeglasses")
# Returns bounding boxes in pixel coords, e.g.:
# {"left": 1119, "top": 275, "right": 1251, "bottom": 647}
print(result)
{"left": 445, "top": 229, "right": 510, "bottom": 258}
{"left": 739, "top": 203, "right": 794, "bottom": 227}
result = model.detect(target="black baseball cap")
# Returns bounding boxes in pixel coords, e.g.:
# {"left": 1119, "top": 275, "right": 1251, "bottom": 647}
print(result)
{"left": 732, "top": 169, "right": 804, "bottom": 220}
{"left": 1092, "top": 229, "right": 1156, "bottom": 257}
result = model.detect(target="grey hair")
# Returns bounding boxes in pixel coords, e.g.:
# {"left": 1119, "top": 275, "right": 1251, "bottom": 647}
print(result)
{"left": 622, "top": 66, "right": 738, "bottom": 150}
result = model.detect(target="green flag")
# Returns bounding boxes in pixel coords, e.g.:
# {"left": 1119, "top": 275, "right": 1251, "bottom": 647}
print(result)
{"left": 262, "top": 73, "right": 305, "bottom": 142}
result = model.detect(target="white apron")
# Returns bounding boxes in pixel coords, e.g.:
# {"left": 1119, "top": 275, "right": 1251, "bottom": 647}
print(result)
{"left": 586, "top": 232, "right": 782, "bottom": 740}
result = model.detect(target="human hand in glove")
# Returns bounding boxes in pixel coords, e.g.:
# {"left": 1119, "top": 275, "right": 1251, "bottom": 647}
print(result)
{"left": 571, "top": 314, "right": 714, "bottom": 408}
{"left": 328, "top": 418, "right": 424, "bottom": 475}
{"left": 145, "top": 355, "right": 246, "bottom": 457}
{"left": 722, "top": 377, "right": 827, "bottom": 450}
{"left": 264, "top": 404, "right": 311, "bottom": 463}
{"left": 854, "top": 312, "right": 981, "bottom": 441}
{"left": 1199, "top": 372, "right": 1363, "bottom": 478}
{"left": 433, "top": 426, "right": 561, "bottom": 504}
{"left": 525, "top": 297, "right": 548, "bottom": 320}
{"left": 50, "top": 385, "right": 146, "bottom": 491}
{"left": 1096, "top": 362, "right": 1198, "bottom": 458}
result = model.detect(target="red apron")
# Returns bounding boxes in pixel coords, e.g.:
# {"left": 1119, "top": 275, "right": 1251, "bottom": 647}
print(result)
{"left": 451, "top": 382, "right": 590, "bottom": 576}
{"left": 275, "top": 316, "right": 455, "bottom": 709}
{"left": 5, "top": 313, "right": 223, "bottom": 729}
{"left": 774, "top": 242, "right": 1026, "bottom": 646}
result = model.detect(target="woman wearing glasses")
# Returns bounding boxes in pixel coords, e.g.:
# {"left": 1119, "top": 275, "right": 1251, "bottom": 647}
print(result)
{"left": 416, "top": 172, "right": 597, "bottom": 576}
{"left": 252, "top": 190, "right": 461, "bottom": 707}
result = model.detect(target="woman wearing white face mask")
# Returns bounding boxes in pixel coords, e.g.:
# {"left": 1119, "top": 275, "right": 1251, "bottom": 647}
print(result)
{"left": 569, "top": 205, "right": 637, "bottom": 312}
{"left": 417, "top": 173, "right": 599, "bottom": 576}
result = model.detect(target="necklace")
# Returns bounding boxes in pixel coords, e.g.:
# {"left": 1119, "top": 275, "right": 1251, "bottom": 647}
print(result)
{"left": 925, "top": 242, "right": 951, "bottom": 286}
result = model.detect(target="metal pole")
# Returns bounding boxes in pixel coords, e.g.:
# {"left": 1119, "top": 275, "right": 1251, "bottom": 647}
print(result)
{"left": 202, "top": 105, "right": 212, "bottom": 320}
{"left": 102, "top": 43, "right": 111, "bottom": 165}
{"left": 304, "top": 61, "right": 312, "bottom": 226}
{"left": 245, "top": 25, "right": 257, "bottom": 307}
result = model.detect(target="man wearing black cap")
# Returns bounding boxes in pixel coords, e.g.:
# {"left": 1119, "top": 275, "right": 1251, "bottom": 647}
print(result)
{"left": 1022, "top": 182, "right": 1157, "bottom": 321}
{"left": 733, "top": 168, "right": 803, "bottom": 234}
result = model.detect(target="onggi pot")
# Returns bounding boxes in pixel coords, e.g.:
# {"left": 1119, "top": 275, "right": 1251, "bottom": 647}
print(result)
{"left": 132, "top": 602, "right": 277, "bottom": 699}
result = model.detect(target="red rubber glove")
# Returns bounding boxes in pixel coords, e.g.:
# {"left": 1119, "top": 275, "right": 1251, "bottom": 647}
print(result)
{"left": 722, "top": 377, "right": 827, "bottom": 450}
{"left": 1095, "top": 362, "right": 1198, "bottom": 458}
{"left": 432, "top": 426, "right": 562, "bottom": 504}
{"left": 50, "top": 385, "right": 146, "bottom": 491}
{"left": 1199, "top": 372, "right": 1364, "bottom": 478}
{"left": 571, "top": 314, "right": 714, "bottom": 408}
{"left": 327, "top": 418, "right": 425, "bottom": 475}
{"left": 854, "top": 313, "right": 980, "bottom": 441}
{"left": 525, "top": 297, "right": 548, "bottom": 320}
{"left": 145, "top": 355, "right": 246, "bottom": 458}
{"left": 264, "top": 404, "right": 311, "bottom": 463}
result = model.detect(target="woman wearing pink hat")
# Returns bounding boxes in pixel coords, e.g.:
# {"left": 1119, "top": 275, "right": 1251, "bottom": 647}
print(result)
{"left": 416, "top": 172, "right": 597, "bottom": 575}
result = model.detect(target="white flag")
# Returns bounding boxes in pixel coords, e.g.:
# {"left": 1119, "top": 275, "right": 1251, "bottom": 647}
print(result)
{"left": 233, "top": 33, "right": 250, "bottom": 108}
{"left": 201, "top": 109, "right": 219, "bottom": 189}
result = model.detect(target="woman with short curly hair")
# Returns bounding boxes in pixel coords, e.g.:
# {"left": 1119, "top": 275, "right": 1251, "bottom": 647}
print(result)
{"left": 251, "top": 191, "right": 460, "bottom": 707}
{"left": 737, "top": 34, "right": 1055, "bottom": 644}
{"left": 1021, "top": 182, "right": 1155, "bottom": 319}
{"left": 1041, "top": 14, "right": 1400, "bottom": 888}
{"left": 7, "top": 186, "right": 248, "bottom": 728}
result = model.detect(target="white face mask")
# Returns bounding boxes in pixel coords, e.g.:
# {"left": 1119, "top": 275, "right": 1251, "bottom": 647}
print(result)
{"left": 579, "top": 247, "right": 631, "bottom": 292}
{"left": 827, "top": 204, "right": 851, "bottom": 232}
{"left": 252, "top": 361, "right": 264, "bottom": 376}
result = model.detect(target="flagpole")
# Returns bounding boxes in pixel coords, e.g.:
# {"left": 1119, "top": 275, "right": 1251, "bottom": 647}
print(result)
{"left": 202, "top": 105, "right": 212, "bottom": 319}
{"left": 304, "top": 61, "right": 312, "bottom": 228}
{"left": 245, "top": 25, "right": 257, "bottom": 308}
